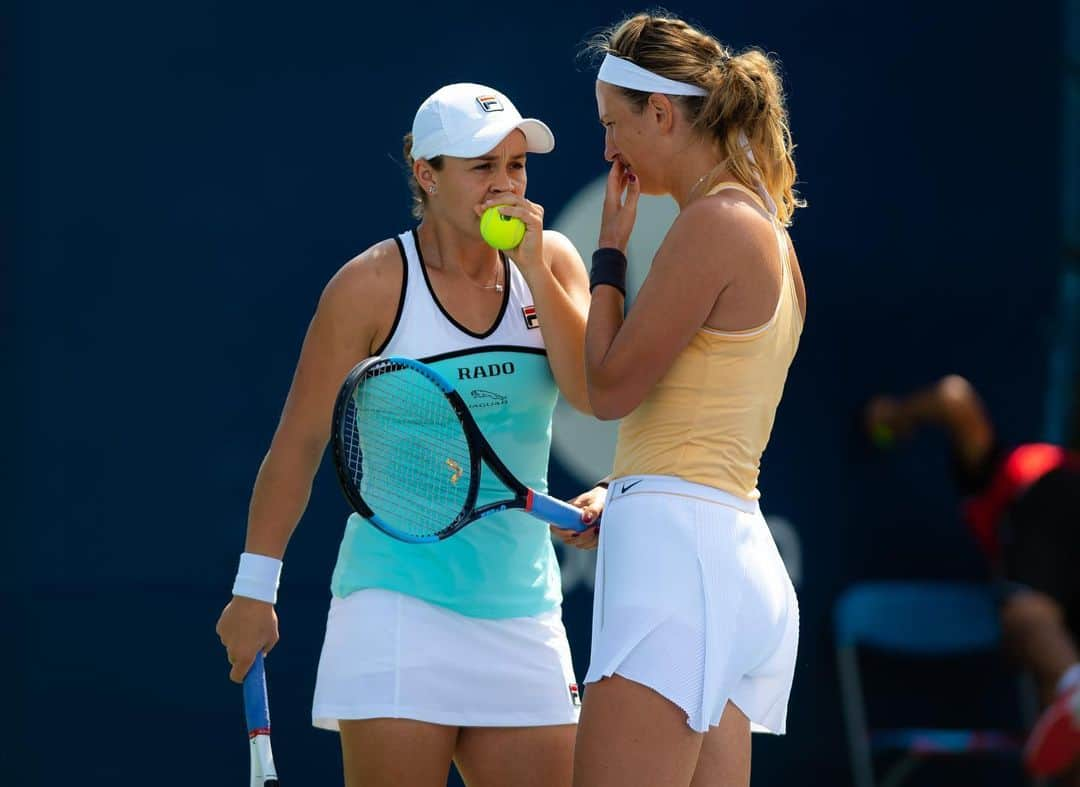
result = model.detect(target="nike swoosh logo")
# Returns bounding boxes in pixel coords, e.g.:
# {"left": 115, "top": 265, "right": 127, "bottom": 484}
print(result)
{"left": 620, "top": 480, "right": 643, "bottom": 494}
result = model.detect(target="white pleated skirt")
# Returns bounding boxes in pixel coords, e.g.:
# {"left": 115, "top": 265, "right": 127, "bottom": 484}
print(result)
{"left": 584, "top": 475, "right": 799, "bottom": 734}
{"left": 312, "top": 588, "right": 580, "bottom": 730}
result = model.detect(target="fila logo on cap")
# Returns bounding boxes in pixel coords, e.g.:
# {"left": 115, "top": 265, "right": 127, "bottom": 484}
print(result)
{"left": 476, "top": 95, "right": 504, "bottom": 113}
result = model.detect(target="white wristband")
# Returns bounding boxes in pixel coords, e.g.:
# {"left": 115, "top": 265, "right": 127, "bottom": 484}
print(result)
{"left": 232, "top": 552, "right": 283, "bottom": 604}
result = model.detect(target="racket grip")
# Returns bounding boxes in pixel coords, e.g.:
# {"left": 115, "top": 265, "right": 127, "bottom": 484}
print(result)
{"left": 529, "top": 492, "right": 588, "bottom": 532}
{"left": 243, "top": 651, "right": 271, "bottom": 734}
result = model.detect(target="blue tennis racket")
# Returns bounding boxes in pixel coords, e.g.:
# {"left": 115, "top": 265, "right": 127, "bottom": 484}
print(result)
{"left": 242, "top": 652, "right": 279, "bottom": 786}
{"left": 331, "top": 355, "right": 588, "bottom": 543}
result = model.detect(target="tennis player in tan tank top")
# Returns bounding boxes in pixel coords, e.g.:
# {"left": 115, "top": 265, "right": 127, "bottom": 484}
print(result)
{"left": 567, "top": 12, "right": 807, "bottom": 787}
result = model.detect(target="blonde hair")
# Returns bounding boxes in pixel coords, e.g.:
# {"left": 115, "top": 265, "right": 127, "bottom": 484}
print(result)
{"left": 402, "top": 132, "right": 444, "bottom": 220}
{"left": 587, "top": 12, "right": 804, "bottom": 224}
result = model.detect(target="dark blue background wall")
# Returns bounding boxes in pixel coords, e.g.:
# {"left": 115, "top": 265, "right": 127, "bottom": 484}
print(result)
{"left": 7, "top": 0, "right": 1064, "bottom": 783}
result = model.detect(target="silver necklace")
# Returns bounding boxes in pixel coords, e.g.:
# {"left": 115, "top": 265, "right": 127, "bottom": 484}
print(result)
{"left": 687, "top": 161, "right": 729, "bottom": 202}
{"left": 465, "top": 260, "right": 503, "bottom": 292}
{"left": 421, "top": 237, "right": 503, "bottom": 292}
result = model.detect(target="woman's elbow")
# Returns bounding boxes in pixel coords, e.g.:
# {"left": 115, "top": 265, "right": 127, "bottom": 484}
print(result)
{"left": 586, "top": 385, "right": 634, "bottom": 421}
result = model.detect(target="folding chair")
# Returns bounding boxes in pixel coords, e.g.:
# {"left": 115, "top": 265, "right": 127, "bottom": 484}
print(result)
{"left": 834, "top": 581, "right": 1040, "bottom": 787}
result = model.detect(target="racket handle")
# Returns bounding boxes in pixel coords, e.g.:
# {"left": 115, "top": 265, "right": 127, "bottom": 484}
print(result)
{"left": 528, "top": 491, "right": 588, "bottom": 532}
{"left": 243, "top": 651, "right": 271, "bottom": 734}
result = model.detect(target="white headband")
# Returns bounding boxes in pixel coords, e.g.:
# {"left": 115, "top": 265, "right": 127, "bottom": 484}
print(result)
{"left": 597, "top": 53, "right": 778, "bottom": 217}
{"left": 597, "top": 54, "right": 708, "bottom": 97}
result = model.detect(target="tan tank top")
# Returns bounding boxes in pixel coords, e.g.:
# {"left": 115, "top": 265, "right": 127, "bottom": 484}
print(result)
{"left": 611, "top": 182, "right": 804, "bottom": 500}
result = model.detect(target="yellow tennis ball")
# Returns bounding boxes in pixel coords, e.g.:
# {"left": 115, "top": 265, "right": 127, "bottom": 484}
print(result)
{"left": 480, "top": 206, "right": 526, "bottom": 250}
{"left": 870, "top": 423, "right": 895, "bottom": 449}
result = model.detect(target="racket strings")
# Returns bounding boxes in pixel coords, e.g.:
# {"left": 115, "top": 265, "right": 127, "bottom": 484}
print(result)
{"left": 342, "top": 365, "right": 473, "bottom": 537}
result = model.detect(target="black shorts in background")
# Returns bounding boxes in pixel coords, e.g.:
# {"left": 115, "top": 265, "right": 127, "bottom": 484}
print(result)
{"left": 950, "top": 441, "right": 1008, "bottom": 497}
{"left": 1000, "top": 464, "right": 1080, "bottom": 640}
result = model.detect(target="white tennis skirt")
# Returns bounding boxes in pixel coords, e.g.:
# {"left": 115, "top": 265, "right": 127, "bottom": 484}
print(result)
{"left": 584, "top": 475, "right": 799, "bottom": 734}
{"left": 312, "top": 588, "right": 580, "bottom": 730}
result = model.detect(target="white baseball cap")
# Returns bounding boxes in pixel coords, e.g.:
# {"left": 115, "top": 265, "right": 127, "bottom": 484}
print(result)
{"left": 410, "top": 83, "right": 555, "bottom": 161}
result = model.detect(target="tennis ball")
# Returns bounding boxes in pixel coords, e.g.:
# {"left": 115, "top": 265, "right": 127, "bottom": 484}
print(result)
{"left": 480, "top": 206, "right": 526, "bottom": 250}
{"left": 870, "top": 423, "right": 895, "bottom": 449}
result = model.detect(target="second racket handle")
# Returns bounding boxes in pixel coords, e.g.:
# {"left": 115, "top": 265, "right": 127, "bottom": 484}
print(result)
{"left": 528, "top": 491, "right": 589, "bottom": 532}
{"left": 243, "top": 651, "right": 271, "bottom": 733}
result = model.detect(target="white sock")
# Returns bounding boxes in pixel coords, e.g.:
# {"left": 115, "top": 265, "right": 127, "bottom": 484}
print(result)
{"left": 1057, "top": 663, "right": 1080, "bottom": 695}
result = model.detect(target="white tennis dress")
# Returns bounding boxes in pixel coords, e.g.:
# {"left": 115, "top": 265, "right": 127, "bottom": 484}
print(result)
{"left": 312, "top": 229, "right": 580, "bottom": 730}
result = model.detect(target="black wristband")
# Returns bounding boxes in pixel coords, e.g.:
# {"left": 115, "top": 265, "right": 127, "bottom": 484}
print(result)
{"left": 590, "top": 248, "right": 628, "bottom": 296}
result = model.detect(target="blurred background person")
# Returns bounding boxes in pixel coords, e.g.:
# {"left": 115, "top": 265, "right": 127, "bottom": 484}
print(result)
{"left": 865, "top": 375, "right": 1080, "bottom": 781}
